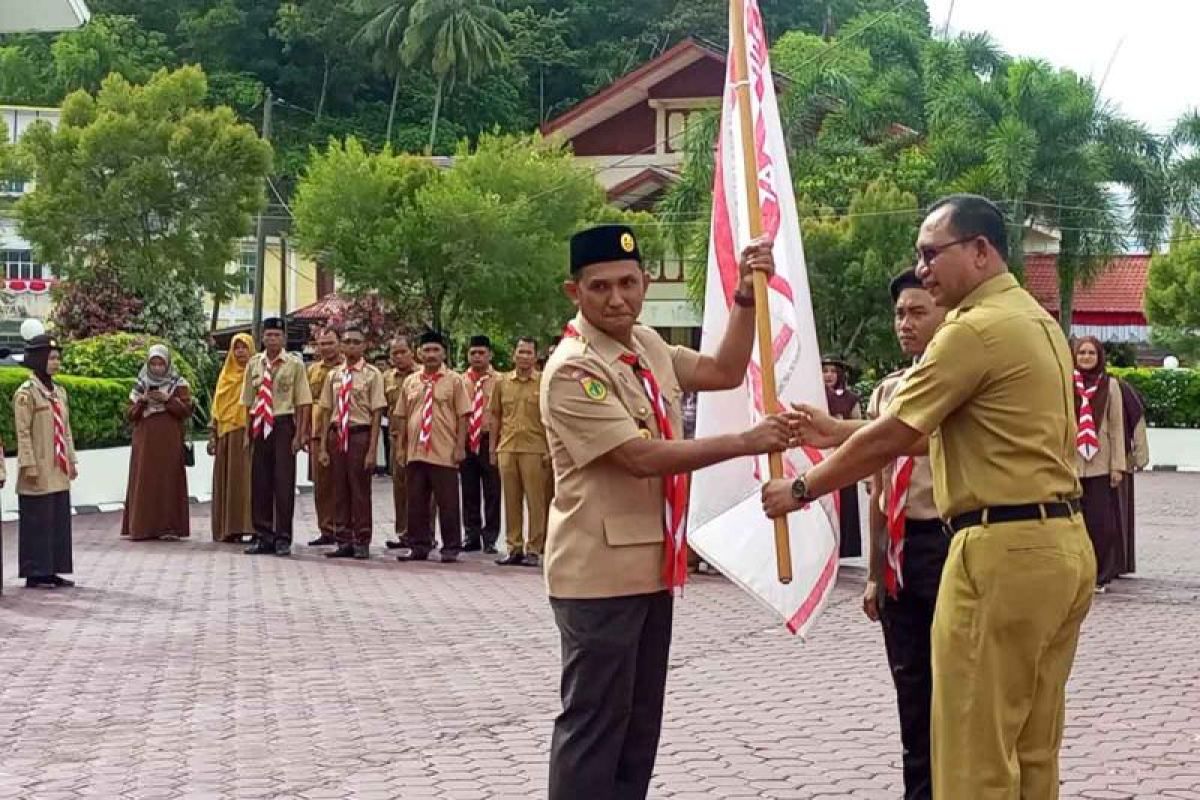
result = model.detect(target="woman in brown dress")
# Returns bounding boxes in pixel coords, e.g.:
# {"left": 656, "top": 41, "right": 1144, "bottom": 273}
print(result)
{"left": 208, "top": 333, "right": 255, "bottom": 542}
{"left": 1072, "top": 337, "right": 1125, "bottom": 591}
{"left": 121, "top": 344, "right": 193, "bottom": 541}
{"left": 1116, "top": 379, "right": 1149, "bottom": 576}
{"left": 823, "top": 355, "right": 862, "bottom": 558}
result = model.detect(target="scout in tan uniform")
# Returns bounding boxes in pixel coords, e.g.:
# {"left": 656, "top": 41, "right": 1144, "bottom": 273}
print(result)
{"left": 14, "top": 335, "right": 79, "bottom": 589}
{"left": 242, "top": 317, "right": 313, "bottom": 556}
{"left": 393, "top": 330, "right": 471, "bottom": 563}
{"left": 460, "top": 335, "right": 501, "bottom": 553}
{"left": 383, "top": 336, "right": 418, "bottom": 549}
{"left": 765, "top": 195, "right": 1095, "bottom": 800}
{"left": 306, "top": 327, "right": 343, "bottom": 546}
{"left": 541, "top": 224, "right": 793, "bottom": 800}
{"left": 490, "top": 336, "right": 550, "bottom": 567}
{"left": 797, "top": 269, "right": 948, "bottom": 800}
{"left": 317, "top": 326, "right": 387, "bottom": 559}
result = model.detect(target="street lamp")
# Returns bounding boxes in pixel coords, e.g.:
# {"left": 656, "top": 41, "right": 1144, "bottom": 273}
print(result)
{"left": 0, "top": 0, "right": 90, "bottom": 34}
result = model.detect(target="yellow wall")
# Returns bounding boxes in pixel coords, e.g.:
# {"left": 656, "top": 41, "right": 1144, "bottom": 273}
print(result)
{"left": 206, "top": 236, "right": 320, "bottom": 328}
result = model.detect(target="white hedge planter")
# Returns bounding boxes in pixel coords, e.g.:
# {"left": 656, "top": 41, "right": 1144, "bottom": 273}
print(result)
{"left": 1145, "top": 428, "right": 1200, "bottom": 472}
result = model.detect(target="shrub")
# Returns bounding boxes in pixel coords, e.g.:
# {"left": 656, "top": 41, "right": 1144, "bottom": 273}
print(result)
{"left": 61, "top": 332, "right": 200, "bottom": 390}
{"left": 1109, "top": 367, "right": 1200, "bottom": 429}
{"left": 0, "top": 366, "right": 133, "bottom": 453}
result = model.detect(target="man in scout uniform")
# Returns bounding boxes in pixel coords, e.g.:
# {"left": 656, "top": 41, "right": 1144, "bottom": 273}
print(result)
{"left": 317, "top": 325, "right": 387, "bottom": 559}
{"left": 307, "top": 326, "right": 344, "bottom": 546}
{"left": 393, "top": 330, "right": 471, "bottom": 564}
{"left": 763, "top": 195, "right": 1095, "bottom": 799}
{"left": 383, "top": 335, "right": 418, "bottom": 549}
{"left": 490, "top": 336, "right": 550, "bottom": 568}
{"left": 794, "top": 269, "right": 949, "bottom": 799}
{"left": 242, "top": 317, "right": 313, "bottom": 557}
{"left": 541, "top": 224, "right": 795, "bottom": 800}
{"left": 460, "top": 335, "right": 501, "bottom": 554}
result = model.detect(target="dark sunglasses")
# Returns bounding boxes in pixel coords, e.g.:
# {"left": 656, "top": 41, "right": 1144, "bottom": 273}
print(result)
{"left": 916, "top": 235, "right": 980, "bottom": 266}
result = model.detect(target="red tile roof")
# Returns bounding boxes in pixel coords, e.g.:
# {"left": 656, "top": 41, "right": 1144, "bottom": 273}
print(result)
{"left": 1023, "top": 254, "right": 1149, "bottom": 322}
{"left": 291, "top": 292, "right": 348, "bottom": 321}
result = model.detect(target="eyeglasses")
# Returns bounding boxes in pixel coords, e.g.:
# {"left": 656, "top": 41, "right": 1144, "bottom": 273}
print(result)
{"left": 343, "top": 338, "right": 365, "bottom": 345}
{"left": 916, "top": 235, "right": 980, "bottom": 267}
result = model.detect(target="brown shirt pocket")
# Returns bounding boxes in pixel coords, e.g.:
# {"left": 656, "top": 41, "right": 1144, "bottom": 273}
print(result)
{"left": 603, "top": 513, "right": 664, "bottom": 547}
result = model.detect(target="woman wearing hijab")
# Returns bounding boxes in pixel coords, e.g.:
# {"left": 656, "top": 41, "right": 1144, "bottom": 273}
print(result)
{"left": 121, "top": 344, "right": 193, "bottom": 541}
{"left": 14, "top": 335, "right": 78, "bottom": 589}
{"left": 1072, "top": 336, "right": 1125, "bottom": 591}
{"left": 208, "top": 333, "right": 255, "bottom": 543}
{"left": 1116, "top": 379, "right": 1150, "bottom": 575}
{"left": 822, "top": 355, "right": 863, "bottom": 558}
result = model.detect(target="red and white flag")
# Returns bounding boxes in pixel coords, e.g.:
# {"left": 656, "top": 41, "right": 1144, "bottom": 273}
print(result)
{"left": 687, "top": 0, "right": 839, "bottom": 637}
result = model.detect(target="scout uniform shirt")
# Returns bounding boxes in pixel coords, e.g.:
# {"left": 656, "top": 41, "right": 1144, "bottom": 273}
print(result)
{"left": 383, "top": 367, "right": 416, "bottom": 413}
{"left": 868, "top": 368, "right": 937, "bottom": 520}
{"left": 241, "top": 350, "right": 313, "bottom": 417}
{"left": 887, "top": 272, "right": 1080, "bottom": 518}
{"left": 490, "top": 370, "right": 549, "bottom": 455}
{"left": 464, "top": 366, "right": 498, "bottom": 438}
{"left": 308, "top": 358, "right": 344, "bottom": 419}
{"left": 318, "top": 360, "right": 388, "bottom": 427}
{"left": 540, "top": 313, "right": 701, "bottom": 600}
{"left": 14, "top": 378, "right": 78, "bottom": 495}
{"left": 395, "top": 366, "right": 471, "bottom": 468}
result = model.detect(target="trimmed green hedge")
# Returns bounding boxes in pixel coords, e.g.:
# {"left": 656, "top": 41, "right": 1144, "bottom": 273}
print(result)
{"left": 61, "top": 332, "right": 200, "bottom": 389}
{"left": 0, "top": 366, "right": 134, "bottom": 453}
{"left": 854, "top": 368, "right": 1200, "bottom": 429}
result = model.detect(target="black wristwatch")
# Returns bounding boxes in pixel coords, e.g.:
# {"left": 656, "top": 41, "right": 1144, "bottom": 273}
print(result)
{"left": 791, "top": 474, "right": 815, "bottom": 504}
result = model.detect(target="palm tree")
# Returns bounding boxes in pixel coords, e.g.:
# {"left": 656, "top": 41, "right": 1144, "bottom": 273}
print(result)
{"left": 399, "top": 0, "right": 510, "bottom": 153}
{"left": 353, "top": 0, "right": 412, "bottom": 145}
{"left": 1168, "top": 110, "right": 1200, "bottom": 224}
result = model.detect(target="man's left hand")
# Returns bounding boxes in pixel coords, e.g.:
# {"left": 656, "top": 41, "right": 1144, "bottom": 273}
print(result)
{"left": 761, "top": 477, "right": 802, "bottom": 519}
{"left": 364, "top": 449, "right": 378, "bottom": 471}
{"left": 737, "top": 237, "right": 776, "bottom": 295}
{"left": 68, "top": 463, "right": 79, "bottom": 481}
{"left": 1110, "top": 470, "right": 1124, "bottom": 488}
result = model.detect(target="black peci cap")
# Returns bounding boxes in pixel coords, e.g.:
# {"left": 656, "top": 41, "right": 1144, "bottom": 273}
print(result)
{"left": 468, "top": 335, "right": 492, "bottom": 349}
{"left": 262, "top": 317, "right": 286, "bottom": 332}
{"left": 419, "top": 330, "right": 446, "bottom": 348}
{"left": 570, "top": 224, "right": 641, "bottom": 275}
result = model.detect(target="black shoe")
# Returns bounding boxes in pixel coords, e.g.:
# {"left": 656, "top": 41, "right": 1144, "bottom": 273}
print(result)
{"left": 522, "top": 553, "right": 541, "bottom": 568}
{"left": 395, "top": 548, "right": 430, "bottom": 562}
{"left": 24, "top": 576, "right": 56, "bottom": 589}
{"left": 353, "top": 545, "right": 370, "bottom": 560}
{"left": 462, "top": 540, "right": 482, "bottom": 553}
{"left": 245, "top": 540, "right": 274, "bottom": 555}
{"left": 385, "top": 539, "right": 405, "bottom": 549}
{"left": 483, "top": 545, "right": 498, "bottom": 555}
{"left": 496, "top": 552, "right": 525, "bottom": 566}
{"left": 49, "top": 575, "right": 75, "bottom": 587}
{"left": 439, "top": 551, "right": 460, "bottom": 564}
{"left": 309, "top": 535, "right": 337, "bottom": 546}
{"left": 325, "top": 544, "right": 355, "bottom": 559}
{"left": 274, "top": 540, "right": 292, "bottom": 557}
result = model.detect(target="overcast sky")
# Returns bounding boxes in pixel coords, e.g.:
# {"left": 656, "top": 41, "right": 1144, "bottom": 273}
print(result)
{"left": 924, "top": 0, "right": 1199, "bottom": 135}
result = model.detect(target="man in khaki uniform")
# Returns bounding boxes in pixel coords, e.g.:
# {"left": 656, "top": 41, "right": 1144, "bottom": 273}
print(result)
{"left": 764, "top": 195, "right": 1095, "bottom": 799}
{"left": 393, "top": 330, "right": 471, "bottom": 564}
{"left": 541, "top": 224, "right": 793, "bottom": 800}
{"left": 242, "top": 317, "right": 313, "bottom": 557}
{"left": 306, "top": 327, "right": 343, "bottom": 546}
{"left": 317, "top": 326, "right": 387, "bottom": 560}
{"left": 383, "top": 336, "right": 418, "bottom": 549}
{"left": 490, "top": 336, "right": 550, "bottom": 568}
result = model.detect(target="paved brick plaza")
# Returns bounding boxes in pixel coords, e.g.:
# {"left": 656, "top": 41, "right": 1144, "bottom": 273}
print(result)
{"left": 1, "top": 472, "right": 1197, "bottom": 800}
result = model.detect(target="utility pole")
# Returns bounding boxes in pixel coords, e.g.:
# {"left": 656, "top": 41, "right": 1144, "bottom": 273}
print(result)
{"left": 251, "top": 87, "right": 274, "bottom": 343}
{"left": 279, "top": 234, "right": 288, "bottom": 321}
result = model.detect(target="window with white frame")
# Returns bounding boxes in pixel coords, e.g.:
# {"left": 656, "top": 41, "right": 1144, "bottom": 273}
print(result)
{"left": 1, "top": 249, "right": 51, "bottom": 281}
{"left": 239, "top": 247, "right": 257, "bottom": 294}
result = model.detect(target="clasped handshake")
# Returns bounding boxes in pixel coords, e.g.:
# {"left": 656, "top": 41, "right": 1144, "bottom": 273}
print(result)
{"left": 743, "top": 402, "right": 851, "bottom": 516}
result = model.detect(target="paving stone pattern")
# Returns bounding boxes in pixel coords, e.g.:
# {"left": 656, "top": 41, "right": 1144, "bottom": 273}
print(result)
{"left": 0, "top": 473, "right": 1197, "bottom": 799}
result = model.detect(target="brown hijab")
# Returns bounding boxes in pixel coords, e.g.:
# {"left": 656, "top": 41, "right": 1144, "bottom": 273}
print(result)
{"left": 1072, "top": 336, "right": 1110, "bottom": 425}
{"left": 823, "top": 361, "right": 860, "bottom": 419}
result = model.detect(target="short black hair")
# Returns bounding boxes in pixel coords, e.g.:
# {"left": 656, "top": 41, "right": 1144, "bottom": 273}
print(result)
{"left": 318, "top": 326, "right": 341, "bottom": 340}
{"left": 515, "top": 336, "right": 538, "bottom": 349}
{"left": 926, "top": 194, "right": 1009, "bottom": 262}
{"left": 342, "top": 325, "right": 366, "bottom": 339}
{"left": 889, "top": 269, "right": 924, "bottom": 303}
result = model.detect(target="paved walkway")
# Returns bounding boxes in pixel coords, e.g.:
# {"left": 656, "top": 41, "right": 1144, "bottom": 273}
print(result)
{"left": 0, "top": 473, "right": 1197, "bottom": 799}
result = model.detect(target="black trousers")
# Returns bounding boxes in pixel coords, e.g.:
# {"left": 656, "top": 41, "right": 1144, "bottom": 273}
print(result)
{"left": 403, "top": 461, "right": 462, "bottom": 555}
{"left": 549, "top": 591, "right": 673, "bottom": 800}
{"left": 460, "top": 432, "right": 500, "bottom": 547}
{"left": 250, "top": 415, "right": 297, "bottom": 544}
{"left": 879, "top": 518, "right": 950, "bottom": 800}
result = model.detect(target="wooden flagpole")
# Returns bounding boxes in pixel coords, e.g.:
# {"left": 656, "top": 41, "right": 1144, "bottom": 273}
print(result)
{"left": 729, "top": 0, "right": 792, "bottom": 585}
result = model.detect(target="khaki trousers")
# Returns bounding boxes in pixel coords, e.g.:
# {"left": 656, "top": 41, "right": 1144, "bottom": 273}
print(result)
{"left": 499, "top": 452, "right": 549, "bottom": 556}
{"left": 311, "top": 446, "right": 336, "bottom": 536}
{"left": 932, "top": 515, "right": 1095, "bottom": 799}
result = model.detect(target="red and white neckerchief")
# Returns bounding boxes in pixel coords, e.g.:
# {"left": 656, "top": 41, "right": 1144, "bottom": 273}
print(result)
{"left": 618, "top": 352, "right": 689, "bottom": 593}
{"left": 251, "top": 356, "right": 278, "bottom": 440}
{"left": 336, "top": 361, "right": 361, "bottom": 453}
{"left": 883, "top": 455, "right": 915, "bottom": 599}
{"left": 38, "top": 382, "right": 70, "bottom": 474}
{"left": 467, "top": 369, "right": 490, "bottom": 454}
{"left": 418, "top": 371, "right": 443, "bottom": 452}
{"left": 1074, "top": 370, "right": 1100, "bottom": 461}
